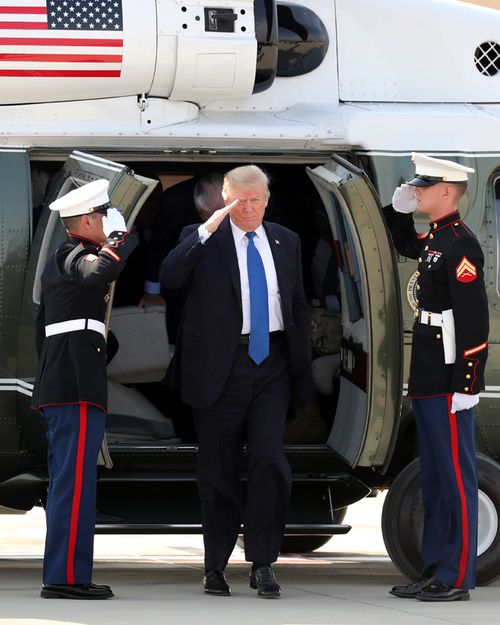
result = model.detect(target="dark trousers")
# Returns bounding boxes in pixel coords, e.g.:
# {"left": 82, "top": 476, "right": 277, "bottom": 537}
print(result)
{"left": 193, "top": 337, "right": 292, "bottom": 570}
{"left": 413, "top": 396, "right": 478, "bottom": 589}
{"left": 43, "top": 402, "right": 105, "bottom": 585}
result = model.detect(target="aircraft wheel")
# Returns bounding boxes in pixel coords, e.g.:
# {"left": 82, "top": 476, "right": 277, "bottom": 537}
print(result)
{"left": 280, "top": 535, "right": 333, "bottom": 554}
{"left": 382, "top": 454, "right": 500, "bottom": 586}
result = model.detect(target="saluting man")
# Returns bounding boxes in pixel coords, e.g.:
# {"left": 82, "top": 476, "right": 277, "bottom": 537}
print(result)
{"left": 383, "top": 153, "right": 489, "bottom": 602}
{"left": 162, "top": 165, "right": 312, "bottom": 599}
{"left": 32, "top": 180, "right": 138, "bottom": 600}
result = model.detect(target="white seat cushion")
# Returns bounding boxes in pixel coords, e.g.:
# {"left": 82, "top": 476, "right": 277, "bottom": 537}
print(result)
{"left": 107, "top": 305, "right": 173, "bottom": 383}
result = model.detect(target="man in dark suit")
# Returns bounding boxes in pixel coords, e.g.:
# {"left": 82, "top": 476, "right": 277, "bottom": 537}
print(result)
{"left": 161, "top": 165, "right": 312, "bottom": 598}
{"left": 32, "top": 179, "right": 138, "bottom": 600}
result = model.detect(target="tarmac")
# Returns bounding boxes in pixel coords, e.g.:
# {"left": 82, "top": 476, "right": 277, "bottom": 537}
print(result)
{"left": 0, "top": 494, "right": 498, "bottom": 625}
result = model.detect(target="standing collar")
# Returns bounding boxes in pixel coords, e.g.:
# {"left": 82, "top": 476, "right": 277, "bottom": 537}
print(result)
{"left": 428, "top": 210, "right": 461, "bottom": 231}
{"left": 68, "top": 233, "right": 101, "bottom": 249}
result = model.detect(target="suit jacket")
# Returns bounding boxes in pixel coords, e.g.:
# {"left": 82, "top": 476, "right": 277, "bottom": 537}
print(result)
{"left": 32, "top": 230, "right": 138, "bottom": 411}
{"left": 160, "top": 217, "right": 313, "bottom": 410}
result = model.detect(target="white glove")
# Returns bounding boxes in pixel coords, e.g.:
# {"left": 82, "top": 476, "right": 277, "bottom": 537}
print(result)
{"left": 451, "top": 392, "right": 479, "bottom": 414}
{"left": 392, "top": 184, "right": 417, "bottom": 214}
{"left": 102, "top": 207, "right": 127, "bottom": 237}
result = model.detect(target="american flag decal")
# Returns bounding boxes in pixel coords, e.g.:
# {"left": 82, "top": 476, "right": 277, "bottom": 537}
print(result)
{"left": 456, "top": 256, "right": 477, "bottom": 283}
{"left": 0, "top": 0, "right": 123, "bottom": 77}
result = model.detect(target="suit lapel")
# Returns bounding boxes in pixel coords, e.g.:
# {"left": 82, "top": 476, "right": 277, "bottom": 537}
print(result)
{"left": 214, "top": 217, "right": 241, "bottom": 301}
{"left": 264, "top": 221, "right": 285, "bottom": 276}
{"left": 264, "top": 221, "right": 290, "bottom": 305}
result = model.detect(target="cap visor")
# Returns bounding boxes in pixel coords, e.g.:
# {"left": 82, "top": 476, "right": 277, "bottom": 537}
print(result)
{"left": 406, "top": 176, "right": 440, "bottom": 187}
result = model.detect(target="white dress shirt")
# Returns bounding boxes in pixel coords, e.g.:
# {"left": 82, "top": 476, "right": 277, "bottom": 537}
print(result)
{"left": 198, "top": 220, "right": 284, "bottom": 333}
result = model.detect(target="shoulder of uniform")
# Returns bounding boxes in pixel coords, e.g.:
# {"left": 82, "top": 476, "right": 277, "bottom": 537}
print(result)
{"left": 447, "top": 228, "right": 484, "bottom": 267}
{"left": 449, "top": 219, "right": 478, "bottom": 239}
{"left": 65, "top": 241, "right": 98, "bottom": 264}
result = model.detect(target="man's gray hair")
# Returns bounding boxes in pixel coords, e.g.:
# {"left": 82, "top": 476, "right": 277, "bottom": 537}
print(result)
{"left": 193, "top": 172, "right": 224, "bottom": 213}
{"left": 222, "top": 165, "right": 270, "bottom": 200}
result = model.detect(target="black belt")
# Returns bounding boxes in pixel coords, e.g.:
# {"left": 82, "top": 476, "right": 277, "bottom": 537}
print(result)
{"left": 239, "top": 331, "right": 284, "bottom": 345}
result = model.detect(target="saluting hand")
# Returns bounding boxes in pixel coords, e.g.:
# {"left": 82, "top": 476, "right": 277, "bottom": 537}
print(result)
{"left": 103, "top": 207, "right": 128, "bottom": 237}
{"left": 392, "top": 184, "right": 417, "bottom": 214}
{"left": 203, "top": 199, "right": 239, "bottom": 233}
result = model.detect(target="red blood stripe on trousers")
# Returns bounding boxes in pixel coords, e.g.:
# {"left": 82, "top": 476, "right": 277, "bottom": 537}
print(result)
{"left": 447, "top": 394, "right": 469, "bottom": 588}
{"left": 66, "top": 402, "right": 88, "bottom": 585}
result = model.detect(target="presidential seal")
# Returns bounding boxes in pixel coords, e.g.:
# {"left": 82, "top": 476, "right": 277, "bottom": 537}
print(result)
{"left": 406, "top": 271, "right": 419, "bottom": 311}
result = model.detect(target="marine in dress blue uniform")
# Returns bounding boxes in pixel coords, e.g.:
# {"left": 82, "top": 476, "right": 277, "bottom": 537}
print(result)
{"left": 32, "top": 180, "right": 138, "bottom": 600}
{"left": 383, "top": 153, "right": 489, "bottom": 602}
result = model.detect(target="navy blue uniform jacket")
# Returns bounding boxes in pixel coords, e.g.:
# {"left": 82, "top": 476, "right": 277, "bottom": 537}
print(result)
{"left": 32, "top": 230, "right": 138, "bottom": 411}
{"left": 382, "top": 207, "right": 488, "bottom": 398}
{"left": 161, "top": 217, "right": 313, "bottom": 410}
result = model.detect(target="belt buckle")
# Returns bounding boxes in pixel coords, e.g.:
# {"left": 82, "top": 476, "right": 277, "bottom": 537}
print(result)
{"left": 427, "top": 312, "right": 431, "bottom": 326}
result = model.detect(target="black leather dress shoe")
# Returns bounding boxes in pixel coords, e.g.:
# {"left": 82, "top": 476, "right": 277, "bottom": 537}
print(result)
{"left": 40, "top": 583, "right": 114, "bottom": 600}
{"left": 417, "top": 581, "right": 470, "bottom": 602}
{"left": 249, "top": 566, "right": 281, "bottom": 598}
{"left": 203, "top": 570, "right": 231, "bottom": 596}
{"left": 389, "top": 577, "right": 433, "bottom": 598}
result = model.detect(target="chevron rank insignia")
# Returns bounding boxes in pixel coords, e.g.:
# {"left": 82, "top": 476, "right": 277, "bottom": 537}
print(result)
{"left": 456, "top": 256, "right": 477, "bottom": 283}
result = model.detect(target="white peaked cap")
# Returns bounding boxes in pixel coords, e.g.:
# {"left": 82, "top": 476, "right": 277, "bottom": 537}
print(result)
{"left": 407, "top": 153, "right": 475, "bottom": 187}
{"left": 49, "top": 179, "right": 110, "bottom": 218}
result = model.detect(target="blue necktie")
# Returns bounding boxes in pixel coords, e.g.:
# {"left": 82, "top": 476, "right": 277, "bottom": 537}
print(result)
{"left": 246, "top": 232, "right": 269, "bottom": 364}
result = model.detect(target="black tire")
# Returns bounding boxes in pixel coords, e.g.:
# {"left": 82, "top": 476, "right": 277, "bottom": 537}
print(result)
{"left": 382, "top": 453, "right": 500, "bottom": 586}
{"left": 280, "top": 535, "right": 333, "bottom": 554}
{"left": 237, "top": 507, "right": 348, "bottom": 554}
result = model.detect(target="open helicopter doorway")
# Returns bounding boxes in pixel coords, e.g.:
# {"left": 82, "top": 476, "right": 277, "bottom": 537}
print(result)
{"left": 101, "top": 154, "right": 402, "bottom": 473}
{"left": 28, "top": 150, "right": 402, "bottom": 473}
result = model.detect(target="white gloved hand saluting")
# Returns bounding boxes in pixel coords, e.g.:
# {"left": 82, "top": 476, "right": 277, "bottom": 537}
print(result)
{"left": 392, "top": 184, "right": 417, "bottom": 214}
{"left": 102, "top": 207, "right": 127, "bottom": 237}
{"left": 451, "top": 392, "right": 480, "bottom": 414}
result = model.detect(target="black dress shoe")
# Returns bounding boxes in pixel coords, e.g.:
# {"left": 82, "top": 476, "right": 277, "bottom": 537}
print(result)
{"left": 417, "top": 581, "right": 470, "bottom": 602}
{"left": 249, "top": 566, "right": 281, "bottom": 598}
{"left": 389, "top": 577, "right": 433, "bottom": 598}
{"left": 89, "top": 583, "right": 112, "bottom": 591}
{"left": 41, "top": 583, "right": 114, "bottom": 600}
{"left": 203, "top": 570, "right": 231, "bottom": 596}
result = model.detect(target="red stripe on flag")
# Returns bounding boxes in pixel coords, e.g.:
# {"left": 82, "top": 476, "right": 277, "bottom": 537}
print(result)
{"left": 0, "top": 21, "right": 48, "bottom": 29}
{"left": 0, "top": 53, "right": 123, "bottom": 62}
{"left": 447, "top": 394, "right": 469, "bottom": 588}
{"left": 0, "top": 37, "right": 123, "bottom": 46}
{"left": 0, "top": 69, "right": 121, "bottom": 77}
{"left": 66, "top": 402, "right": 88, "bottom": 585}
{"left": 0, "top": 6, "right": 47, "bottom": 13}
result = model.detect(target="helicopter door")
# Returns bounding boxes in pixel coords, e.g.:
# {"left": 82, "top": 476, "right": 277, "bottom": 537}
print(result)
{"left": 307, "top": 155, "right": 403, "bottom": 470}
{"left": 30, "top": 150, "right": 158, "bottom": 308}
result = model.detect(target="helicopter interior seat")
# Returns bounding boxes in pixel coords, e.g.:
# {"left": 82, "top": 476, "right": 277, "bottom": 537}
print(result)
{"left": 106, "top": 379, "right": 179, "bottom": 445}
{"left": 106, "top": 305, "right": 174, "bottom": 384}
{"left": 105, "top": 305, "right": 178, "bottom": 444}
